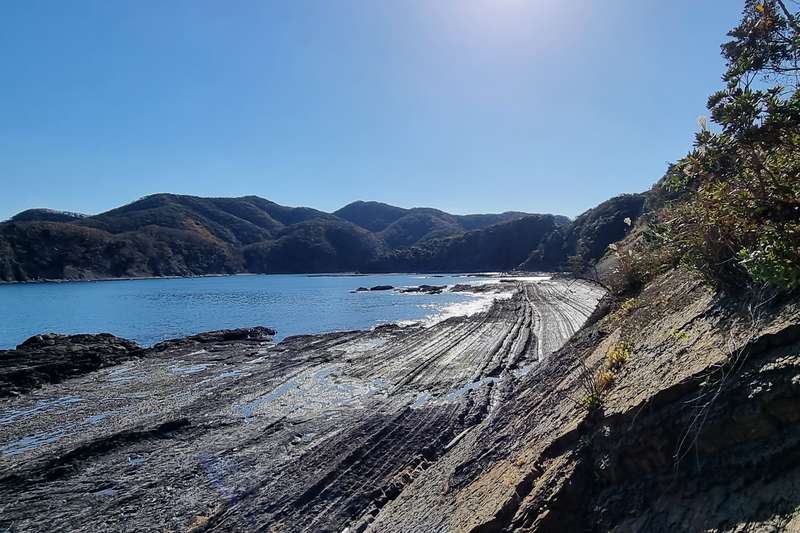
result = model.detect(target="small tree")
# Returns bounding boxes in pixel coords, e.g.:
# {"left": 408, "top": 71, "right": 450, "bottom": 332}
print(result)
{"left": 658, "top": 1, "right": 800, "bottom": 290}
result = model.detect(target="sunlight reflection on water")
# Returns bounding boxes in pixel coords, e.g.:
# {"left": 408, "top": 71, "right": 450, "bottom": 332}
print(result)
{"left": 0, "top": 273, "right": 496, "bottom": 348}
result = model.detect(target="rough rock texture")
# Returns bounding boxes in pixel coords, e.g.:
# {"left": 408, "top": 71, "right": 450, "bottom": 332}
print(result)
{"left": 0, "top": 329, "right": 277, "bottom": 400}
{"left": 2, "top": 273, "right": 797, "bottom": 532}
{"left": 151, "top": 327, "right": 277, "bottom": 352}
{"left": 0, "top": 279, "right": 603, "bottom": 532}
{"left": 0, "top": 334, "right": 141, "bottom": 397}
{"left": 370, "top": 271, "right": 800, "bottom": 533}
{"left": 399, "top": 284, "right": 446, "bottom": 294}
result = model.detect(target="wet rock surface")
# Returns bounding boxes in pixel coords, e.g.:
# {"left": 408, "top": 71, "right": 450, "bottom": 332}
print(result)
{"left": 5, "top": 273, "right": 795, "bottom": 533}
{"left": 151, "top": 327, "right": 277, "bottom": 352}
{"left": 0, "top": 279, "right": 603, "bottom": 532}
{"left": 398, "top": 284, "right": 446, "bottom": 294}
{"left": 0, "top": 334, "right": 141, "bottom": 398}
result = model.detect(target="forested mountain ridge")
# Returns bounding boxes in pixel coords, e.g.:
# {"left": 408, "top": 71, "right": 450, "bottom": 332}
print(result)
{"left": 0, "top": 192, "right": 642, "bottom": 281}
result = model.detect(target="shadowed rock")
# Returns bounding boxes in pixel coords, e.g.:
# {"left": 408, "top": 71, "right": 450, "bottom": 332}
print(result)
{"left": 151, "top": 327, "right": 276, "bottom": 352}
{"left": 0, "top": 333, "right": 141, "bottom": 397}
{"left": 398, "top": 284, "right": 445, "bottom": 294}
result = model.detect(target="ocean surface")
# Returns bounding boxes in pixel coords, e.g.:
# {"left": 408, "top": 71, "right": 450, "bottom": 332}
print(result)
{"left": 0, "top": 273, "right": 499, "bottom": 349}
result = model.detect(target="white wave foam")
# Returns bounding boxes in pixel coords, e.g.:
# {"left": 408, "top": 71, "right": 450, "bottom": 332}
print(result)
{"left": 421, "top": 291, "right": 514, "bottom": 326}
{"left": 459, "top": 275, "right": 552, "bottom": 286}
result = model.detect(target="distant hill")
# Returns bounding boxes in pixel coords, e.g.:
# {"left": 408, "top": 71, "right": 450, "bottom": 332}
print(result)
{"left": 10, "top": 209, "right": 87, "bottom": 223}
{"left": 519, "top": 193, "right": 646, "bottom": 271}
{"left": 0, "top": 193, "right": 641, "bottom": 281}
{"left": 75, "top": 194, "right": 333, "bottom": 245}
{"left": 334, "top": 200, "right": 535, "bottom": 245}
{"left": 373, "top": 214, "right": 569, "bottom": 273}
{"left": 333, "top": 201, "right": 408, "bottom": 233}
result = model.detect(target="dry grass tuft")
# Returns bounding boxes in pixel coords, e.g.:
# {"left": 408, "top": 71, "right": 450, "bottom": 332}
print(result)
{"left": 606, "top": 341, "right": 631, "bottom": 372}
{"left": 576, "top": 339, "right": 633, "bottom": 412}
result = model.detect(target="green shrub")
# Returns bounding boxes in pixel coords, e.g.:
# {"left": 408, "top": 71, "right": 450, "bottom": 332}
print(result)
{"left": 606, "top": 341, "right": 631, "bottom": 372}
{"left": 738, "top": 223, "right": 800, "bottom": 288}
{"left": 581, "top": 391, "right": 603, "bottom": 412}
{"left": 646, "top": 1, "right": 800, "bottom": 292}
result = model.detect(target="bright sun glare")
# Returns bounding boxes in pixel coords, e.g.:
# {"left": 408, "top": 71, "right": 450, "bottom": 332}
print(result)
{"left": 432, "top": 0, "right": 570, "bottom": 47}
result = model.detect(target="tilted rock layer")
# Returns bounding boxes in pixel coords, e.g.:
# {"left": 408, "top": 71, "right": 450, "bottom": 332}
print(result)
{"left": 1, "top": 273, "right": 798, "bottom": 532}
{"left": 372, "top": 272, "right": 800, "bottom": 533}
{"left": 0, "top": 279, "right": 602, "bottom": 531}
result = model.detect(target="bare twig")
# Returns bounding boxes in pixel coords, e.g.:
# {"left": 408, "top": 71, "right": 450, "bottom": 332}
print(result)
{"left": 673, "top": 288, "right": 769, "bottom": 472}
{"left": 776, "top": 0, "right": 800, "bottom": 34}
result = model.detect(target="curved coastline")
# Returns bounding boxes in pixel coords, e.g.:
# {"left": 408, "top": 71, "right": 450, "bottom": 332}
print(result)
{"left": 0, "top": 277, "right": 605, "bottom": 531}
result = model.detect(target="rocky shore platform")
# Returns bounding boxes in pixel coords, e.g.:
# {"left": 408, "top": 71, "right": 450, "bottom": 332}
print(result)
{"left": 0, "top": 278, "right": 604, "bottom": 532}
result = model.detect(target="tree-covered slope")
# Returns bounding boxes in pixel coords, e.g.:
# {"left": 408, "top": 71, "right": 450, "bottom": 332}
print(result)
{"left": 374, "top": 214, "right": 569, "bottom": 272}
{"left": 0, "top": 193, "right": 640, "bottom": 281}
{"left": 335, "top": 200, "right": 536, "bottom": 247}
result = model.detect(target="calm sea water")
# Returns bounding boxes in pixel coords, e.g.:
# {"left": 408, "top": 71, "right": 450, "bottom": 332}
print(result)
{"left": 0, "top": 274, "right": 495, "bottom": 349}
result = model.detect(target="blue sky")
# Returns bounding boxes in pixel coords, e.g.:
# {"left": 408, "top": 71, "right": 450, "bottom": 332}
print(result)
{"left": 0, "top": 1, "right": 742, "bottom": 220}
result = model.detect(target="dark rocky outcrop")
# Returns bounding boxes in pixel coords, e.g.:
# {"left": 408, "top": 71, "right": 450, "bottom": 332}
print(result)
{"left": 0, "top": 333, "right": 141, "bottom": 397}
{"left": 0, "top": 327, "right": 277, "bottom": 398}
{"left": 399, "top": 284, "right": 446, "bottom": 294}
{"left": 151, "top": 327, "right": 276, "bottom": 352}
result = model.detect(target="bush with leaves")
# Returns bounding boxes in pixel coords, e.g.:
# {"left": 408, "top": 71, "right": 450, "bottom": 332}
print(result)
{"left": 653, "top": 0, "right": 800, "bottom": 291}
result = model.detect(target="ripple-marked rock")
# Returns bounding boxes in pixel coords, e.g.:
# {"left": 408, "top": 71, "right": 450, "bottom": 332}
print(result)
{"left": 0, "top": 279, "right": 605, "bottom": 532}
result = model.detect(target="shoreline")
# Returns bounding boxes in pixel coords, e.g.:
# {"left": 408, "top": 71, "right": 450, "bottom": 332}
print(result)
{"left": 0, "top": 270, "right": 557, "bottom": 286}
{"left": 0, "top": 277, "right": 522, "bottom": 350}
{"left": 0, "top": 278, "right": 606, "bottom": 531}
